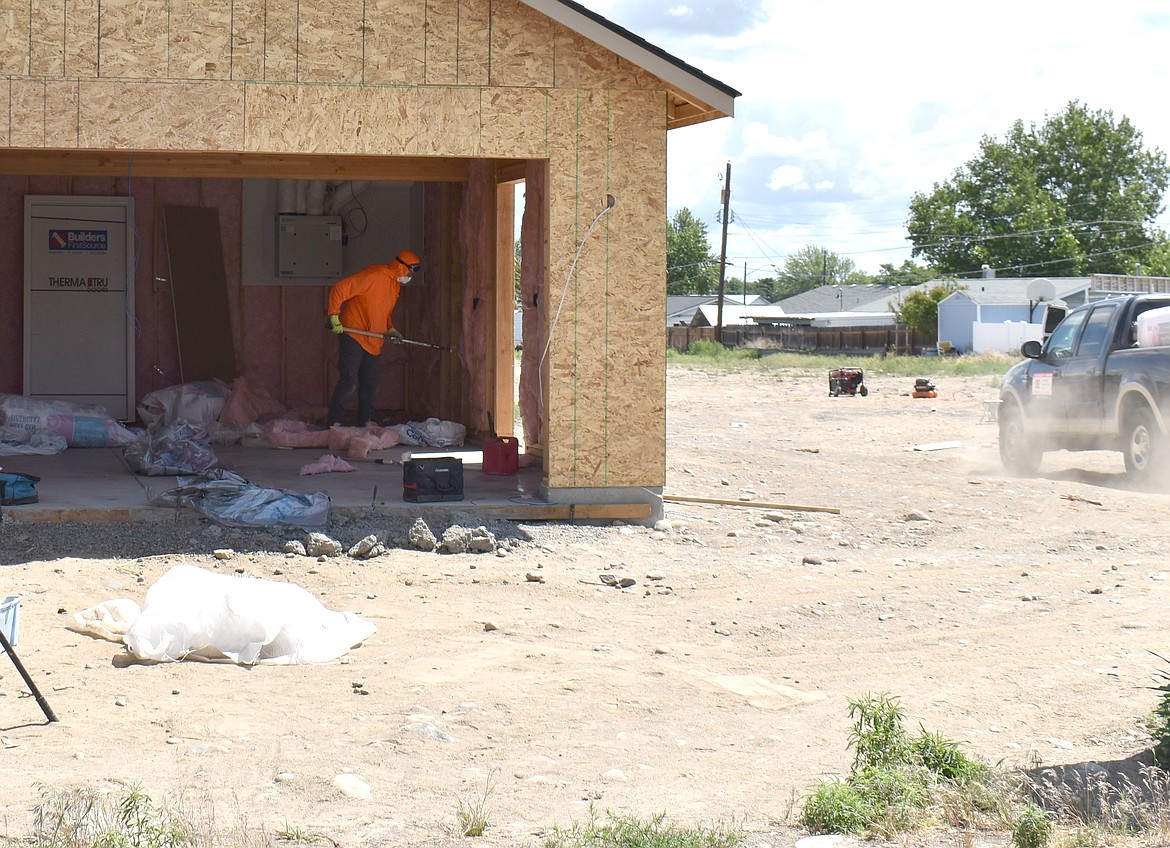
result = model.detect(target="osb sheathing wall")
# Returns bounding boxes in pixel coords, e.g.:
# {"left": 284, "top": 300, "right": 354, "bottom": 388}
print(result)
{"left": 0, "top": 0, "right": 670, "bottom": 490}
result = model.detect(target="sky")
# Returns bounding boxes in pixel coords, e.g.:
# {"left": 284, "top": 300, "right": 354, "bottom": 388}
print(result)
{"left": 583, "top": 0, "right": 1170, "bottom": 281}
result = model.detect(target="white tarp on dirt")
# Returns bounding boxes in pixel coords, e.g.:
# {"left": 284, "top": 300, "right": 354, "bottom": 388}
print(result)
{"left": 71, "top": 564, "right": 376, "bottom": 665}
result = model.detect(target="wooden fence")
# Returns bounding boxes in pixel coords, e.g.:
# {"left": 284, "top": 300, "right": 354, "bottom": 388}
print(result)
{"left": 666, "top": 327, "right": 716, "bottom": 351}
{"left": 667, "top": 324, "right": 936, "bottom": 356}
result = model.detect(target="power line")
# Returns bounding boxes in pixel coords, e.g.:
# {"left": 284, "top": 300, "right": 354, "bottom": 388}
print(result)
{"left": 907, "top": 219, "right": 1151, "bottom": 252}
{"left": 950, "top": 238, "right": 1163, "bottom": 278}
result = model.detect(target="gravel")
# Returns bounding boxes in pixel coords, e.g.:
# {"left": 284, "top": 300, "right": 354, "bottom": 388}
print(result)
{"left": 0, "top": 511, "right": 628, "bottom": 567}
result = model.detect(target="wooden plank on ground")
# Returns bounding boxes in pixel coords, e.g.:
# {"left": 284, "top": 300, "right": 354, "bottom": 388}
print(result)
{"left": 664, "top": 494, "right": 840, "bottom": 515}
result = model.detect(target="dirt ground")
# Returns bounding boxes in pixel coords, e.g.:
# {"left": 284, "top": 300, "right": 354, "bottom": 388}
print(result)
{"left": 4, "top": 363, "right": 1170, "bottom": 848}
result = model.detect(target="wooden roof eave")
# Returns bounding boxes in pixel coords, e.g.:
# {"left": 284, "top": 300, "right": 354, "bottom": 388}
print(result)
{"left": 521, "top": 0, "right": 739, "bottom": 128}
{"left": 668, "top": 94, "right": 726, "bottom": 130}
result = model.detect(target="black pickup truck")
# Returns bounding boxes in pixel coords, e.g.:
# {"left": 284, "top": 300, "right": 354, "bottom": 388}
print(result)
{"left": 998, "top": 293, "right": 1170, "bottom": 477}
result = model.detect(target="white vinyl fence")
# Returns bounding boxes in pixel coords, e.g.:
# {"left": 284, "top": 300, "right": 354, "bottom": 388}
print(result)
{"left": 972, "top": 321, "right": 1044, "bottom": 354}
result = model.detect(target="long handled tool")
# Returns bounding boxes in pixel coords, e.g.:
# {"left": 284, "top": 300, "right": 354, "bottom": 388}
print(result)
{"left": 338, "top": 325, "right": 455, "bottom": 353}
{"left": 0, "top": 627, "right": 57, "bottom": 723}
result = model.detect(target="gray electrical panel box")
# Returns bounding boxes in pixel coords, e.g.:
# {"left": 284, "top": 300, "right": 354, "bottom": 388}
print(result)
{"left": 276, "top": 214, "right": 343, "bottom": 278}
{"left": 24, "top": 195, "right": 135, "bottom": 420}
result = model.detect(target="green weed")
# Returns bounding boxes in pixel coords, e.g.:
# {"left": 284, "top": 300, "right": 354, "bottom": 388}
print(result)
{"left": 31, "top": 784, "right": 192, "bottom": 848}
{"left": 667, "top": 339, "right": 757, "bottom": 367}
{"left": 912, "top": 728, "right": 988, "bottom": 784}
{"left": 456, "top": 771, "right": 496, "bottom": 837}
{"left": 273, "top": 823, "right": 323, "bottom": 845}
{"left": 800, "top": 693, "right": 1003, "bottom": 840}
{"left": 848, "top": 692, "right": 910, "bottom": 772}
{"left": 543, "top": 808, "right": 740, "bottom": 848}
{"left": 25, "top": 784, "right": 270, "bottom": 848}
{"left": 1011, "top": 804, "right": 1054, "bottom": 848}
{"left": 799, "top": 780, "right": 872, "bottom": 836}
{"left": 1148, "top": 651, "right": 1170, "bottom": 767}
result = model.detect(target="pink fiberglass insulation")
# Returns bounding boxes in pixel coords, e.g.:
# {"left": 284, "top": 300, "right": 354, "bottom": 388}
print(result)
{"left": 299, "top": 454, "right": 358, "bottom": 475}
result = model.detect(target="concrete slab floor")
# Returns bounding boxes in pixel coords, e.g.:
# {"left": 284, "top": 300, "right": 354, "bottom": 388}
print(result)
{"left": 0, "top": 443, "right": 554, "bottom": 523}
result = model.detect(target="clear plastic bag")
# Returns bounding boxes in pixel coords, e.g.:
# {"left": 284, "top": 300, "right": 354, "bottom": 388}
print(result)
{"left": 151, "top": 468, "right": 330, "bottom": 528}
{"left": 137, "top": 381, "right": 230, "bottom": 428}
{"left": 392, "top": 417, "right": 466, "bottom": 447}
{"left": 0, "top": 425, "right": 66, "bottom": 456}
{"left": 124, "top": 421, "right": 219, "bottom": 476}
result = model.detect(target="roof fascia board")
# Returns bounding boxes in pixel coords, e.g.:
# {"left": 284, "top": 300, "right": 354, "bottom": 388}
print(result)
{"left": 520, "top": 0, "right": 738, "bottom": 120}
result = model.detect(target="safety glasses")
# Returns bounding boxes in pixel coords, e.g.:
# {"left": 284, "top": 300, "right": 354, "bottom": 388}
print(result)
{"left": 406, "top": 263, "right": 422, "bottom": 273}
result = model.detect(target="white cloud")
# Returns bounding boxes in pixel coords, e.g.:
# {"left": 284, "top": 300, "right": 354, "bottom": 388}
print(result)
{"left": 597, "top": 0, "right": 1170, "bottom": 274}
{"left": 742, "top": 123, "right": 837, "bottom": 166}
{"left": 767, "top": 165, "right": 806, "bottom": 191}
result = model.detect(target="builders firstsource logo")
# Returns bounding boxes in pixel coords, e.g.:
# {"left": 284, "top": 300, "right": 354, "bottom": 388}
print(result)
{"left": 48, "top": 230, "right": 108, "bottom": 251}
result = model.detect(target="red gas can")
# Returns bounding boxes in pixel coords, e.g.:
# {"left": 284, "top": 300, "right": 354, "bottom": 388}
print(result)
{"left": 483, "top": 436, "right": 519, "bottom": 475}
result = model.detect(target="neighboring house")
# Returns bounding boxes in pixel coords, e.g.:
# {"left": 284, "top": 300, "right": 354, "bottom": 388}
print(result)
{"left": 0, "top": 0, "right": 739, "bottom": 516}
{"left": 774, "top": 284, "right": 916, "bottom": 315}
{"left": 745, "top": 283, "right": 921, "bottom": 328}
{"left": 763, "top": 311, "right": 899, "bottom": 328}
{"left": 936, "top": 278, "right": 1092, "bottom": 354}
{"left": 691, "top": 285, "right": 917, "bottom": 331}
{"left": 667, "top": 294, "right": 766, "bottom": 326}
{"left": 689, "top": 302, "right": 785, "bottom": 328}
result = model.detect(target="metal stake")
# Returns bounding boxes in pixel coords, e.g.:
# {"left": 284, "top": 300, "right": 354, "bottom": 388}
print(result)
{"left": 0, "top": 627, "right": 58, "bottom": 723}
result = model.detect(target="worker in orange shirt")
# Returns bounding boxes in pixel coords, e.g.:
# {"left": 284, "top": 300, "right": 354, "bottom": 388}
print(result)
{"left": 326, "top": 249, "right": 422, "bottom": 426}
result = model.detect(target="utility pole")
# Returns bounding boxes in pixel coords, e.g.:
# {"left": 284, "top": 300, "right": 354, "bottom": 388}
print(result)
{"left": 716, "top": 161, "right": 731, "bottom": 344}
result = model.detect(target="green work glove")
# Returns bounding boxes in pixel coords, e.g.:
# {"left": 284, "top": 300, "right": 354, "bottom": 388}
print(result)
{"left": 386, "top": 327, "right": 403, "bottom": 340}
{"left": 329, "top": 314, "right": 344, "bottom": 334}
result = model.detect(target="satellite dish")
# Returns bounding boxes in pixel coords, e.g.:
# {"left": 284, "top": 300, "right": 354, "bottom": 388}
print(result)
{"left": 1027, "top": 279, "right": 1057, "bottom": 302}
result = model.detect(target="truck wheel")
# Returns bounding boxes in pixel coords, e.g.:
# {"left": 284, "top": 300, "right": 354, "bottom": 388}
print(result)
{"left": 999, "top": 404, "right": 1041, "bottom": 476}
{"left": 1124, "top": 406, "right": 1164, "bottom": 478}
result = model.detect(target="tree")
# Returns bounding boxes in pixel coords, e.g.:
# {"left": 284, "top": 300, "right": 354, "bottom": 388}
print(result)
{"left": 667, "top": 207, "right": 718, "bottom": 294}
{"left": 748, "top": 276, "right": 777, "bottom": 301}
{"left": 907, "top": 101, "right": 1170, "bottom": 277}
{"left": 897, "top": 284, "right": 958, "bottom": 335}
{"left": 874, "top": 260, "right": 938, "bottom": 286}
{"left": 774, "top": 245, "right": 867, "bottom": 300}
{"left": 724, "top": 274, "right": 746, "bottom": 296}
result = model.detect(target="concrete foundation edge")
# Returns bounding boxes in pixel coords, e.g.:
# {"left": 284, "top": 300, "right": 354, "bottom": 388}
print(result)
{"left": 537, "top": 485, "right": 663, "bottom": 524}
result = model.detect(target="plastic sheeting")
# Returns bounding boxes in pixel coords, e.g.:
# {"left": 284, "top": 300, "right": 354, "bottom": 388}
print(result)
{"left": 124, "top": 421, "right": 219, "bottom": 476}
{"left": 0, "top": 425, "right": 66, "bottom": 456}
{"left": 80, "top": 564, "right": 376, "bottom": 665}
{"left": 151, "top": 468, "right": 330, "bottom": 528}
{"left": 68, "top": 598, "right": 142, "bottom": 642}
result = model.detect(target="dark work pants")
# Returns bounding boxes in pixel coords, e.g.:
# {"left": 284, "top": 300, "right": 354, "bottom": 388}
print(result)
{"left": 328, "top": 334, "right": 382, "bottom": 425}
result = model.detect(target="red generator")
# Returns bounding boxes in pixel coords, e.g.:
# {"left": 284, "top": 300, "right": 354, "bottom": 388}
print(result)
{"left": 828, "top": 367, "right": 868, "bottom": 397}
